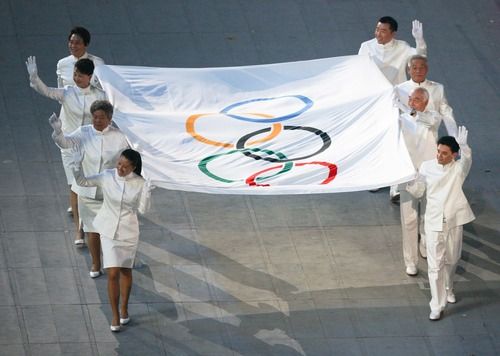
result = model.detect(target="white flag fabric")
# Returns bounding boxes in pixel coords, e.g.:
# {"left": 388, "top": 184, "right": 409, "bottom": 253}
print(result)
{"left": 95, "top": 55, "right": 415, "bottom": 195}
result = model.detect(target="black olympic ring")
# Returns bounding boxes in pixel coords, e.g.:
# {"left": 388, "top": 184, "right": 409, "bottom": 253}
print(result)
{"left": 235, "top": 125, "right": 331, "bottom": 163}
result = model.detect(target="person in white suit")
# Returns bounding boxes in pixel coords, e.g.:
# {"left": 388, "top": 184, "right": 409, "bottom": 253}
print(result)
{"left": 50, "top": 100, "right": 129, "bottom": 277}
{"left": 359, "top": 16, "right": 427, "bottom": 86}
{"left": 57, "top": 26, "right": 104, "bottom": 88}
{"left": 26, "top": 56, "right": 106, "bottom": 245}
{"left": 399, "top": 87, "right": 440, "bottom": 277}
{"left": 396, "top": 55, "right": 458, "bottom": 137}
{"left": 73, "top": 149, "right": 153, "bottom": 332}
{"left": 360, "top": 16, "right": 427, "bottom": 201}
{"left": 406, "top": 126, "right": 474, "bottom": 321}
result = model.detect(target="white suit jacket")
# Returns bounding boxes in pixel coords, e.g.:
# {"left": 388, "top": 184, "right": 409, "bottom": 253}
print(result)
{"left": 358, "top": 38, "right": 427, "bottom": 85}
{"left": 74, "top": 168, "right": 150, "bottom": 239}
{"left": 396, "top": 79, "right": 458, "bottom": 137}
{"left": 400, "top": 111, "right": 440, "bottom": 170}
{"left": 30, "top": 75, "right": 106, "bottom": 134}
{"left": 407, "top": 145, "right": 475, "bottom": 231}
{"left": 53, "top": 125, "right": 129, "bottom": 198}
{"left": 56, "top": 52, "right": 104, "bottom": 88}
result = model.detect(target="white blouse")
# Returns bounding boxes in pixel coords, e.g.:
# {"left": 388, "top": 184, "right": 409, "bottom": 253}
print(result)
{"left": 74, "top": 168, "right": 150, "bottom": 239}
{"left": 53, "top": 125, "right": 129, "bottom": 198}
{"left": 30, "top": 75, "right": 106, "bottom": 134}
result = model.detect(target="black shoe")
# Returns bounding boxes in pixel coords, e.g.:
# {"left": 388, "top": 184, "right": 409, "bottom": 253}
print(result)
{"left": 390, "top": 193, "right": 400, "bottom": 204}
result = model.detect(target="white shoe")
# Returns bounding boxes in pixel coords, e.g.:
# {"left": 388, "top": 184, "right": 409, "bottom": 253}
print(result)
{"left": 406, "top": 266, "right": 418, "bottom": 276}
{"left": 419, "top": 240, "right": 427, "bottom": 258}
{"left": 110, "top": 325, "right": 121, "bottom": 332}
{"left": 67, "top": 206, "right": 73, "bottom": 214}
{"left": 447, "top": 291, "right": 456, "bottom": 304}
{"left": 120, "top": 317, "right": 130, "bottom": 325}
{"left": 429, "top": 310, "right": 442, "bottom": 321}
{"left": 74, "top": 239, "right": 85, "bottom": 246}
{"left": 89, "top": 270, "right": 102, "bottom": 278}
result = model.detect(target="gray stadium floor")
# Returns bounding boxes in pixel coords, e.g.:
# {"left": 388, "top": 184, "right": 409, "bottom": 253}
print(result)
{"left": 0, "top": 1, "right": 499, "bottom": 355}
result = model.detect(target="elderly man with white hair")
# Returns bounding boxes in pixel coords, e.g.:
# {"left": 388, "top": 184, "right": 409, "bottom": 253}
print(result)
{"left": 396, "top": 54, "right": 458, "bottom": 137}
{"left": 359, "top": 16, "right": 427, "bottom": 85}
{"left": 399, "top": 87, "right": 440, "bottom": 277}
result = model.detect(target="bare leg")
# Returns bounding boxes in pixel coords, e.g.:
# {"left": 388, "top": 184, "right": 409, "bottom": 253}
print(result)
{"left": 107, "top": 267, "right": 120, "bottom": 326}
{"left": 70, "top": 190, "right": 83, "bottom": 241}
{"left": 120, "top": 268, "right": 133, "bottom": 318}
{"left": 88, "top": 232, "right": 102, "bottom": 272}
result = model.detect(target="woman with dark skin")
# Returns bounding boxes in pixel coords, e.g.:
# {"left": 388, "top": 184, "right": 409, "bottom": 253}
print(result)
{"left": 73, "top": 149, "right": 153, "bottom": 331}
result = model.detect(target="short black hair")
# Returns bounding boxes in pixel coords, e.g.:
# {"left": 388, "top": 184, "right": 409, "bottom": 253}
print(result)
{"left": 121, "top": 149, "right": 142, "bottom": 176}
{"left": 437, "top": 136, "right": 460, "bottom": 153}
{"left": 90, "top": 100, "right": 113, "bottom": 118}
{"left": 378, "top": 16, "right": 398, "bottom": 32}
{"left": 68, "top": 26, "right": 91, "bottom": 46}
{"left": 74, "top": 58, "right": 94, "bottom": 76}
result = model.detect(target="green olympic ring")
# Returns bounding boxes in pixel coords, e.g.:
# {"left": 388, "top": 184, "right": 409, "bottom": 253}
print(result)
{"left": 199, "top": 148, "right": 293, "bottom": 183}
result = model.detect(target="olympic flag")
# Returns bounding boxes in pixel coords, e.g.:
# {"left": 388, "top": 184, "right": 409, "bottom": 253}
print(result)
{"left": 95, "top": 55, "right": 415, "bottom": 194}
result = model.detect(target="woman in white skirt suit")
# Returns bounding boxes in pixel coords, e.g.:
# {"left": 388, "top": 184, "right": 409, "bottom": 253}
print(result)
{"left": 50, "top": 100, "right": 129, "bottom": 277}
{"left": 26, "top": 56, "right": 106, "bottom": 244}
{"left": 73, "top": 149, "right": 152, "bottom": 332}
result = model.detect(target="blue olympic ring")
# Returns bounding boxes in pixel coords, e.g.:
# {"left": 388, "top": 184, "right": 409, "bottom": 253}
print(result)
{"left": 220, "top": 95, "right": 313, "bottom": 123}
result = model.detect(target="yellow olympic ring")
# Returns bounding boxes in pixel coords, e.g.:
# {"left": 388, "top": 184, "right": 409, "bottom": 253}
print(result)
{"left": 186, "top": 112, "right": 282, "bottom": 148}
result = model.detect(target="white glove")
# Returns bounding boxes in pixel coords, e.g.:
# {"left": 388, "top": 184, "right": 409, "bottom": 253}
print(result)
{"left": 48, "top": 113, "right": 62, "bottom": 134}
{"left": 145, "top": 178, "right": 156, "bottom": 192}
{"left": 392, "top": 90, "right": 409, "bottom": 112}
{"left": 411, "top": 20, "right": 424, "bottom": 41}
{"left": 25, "top": 56, "right": 38, "bottom": 78}
{"left": 456, "top": 126, "right": 468, "bottom": 146}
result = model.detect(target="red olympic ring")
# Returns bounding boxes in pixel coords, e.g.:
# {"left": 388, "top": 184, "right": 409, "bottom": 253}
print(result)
{"left": 245, "top": 161, "right": 337, "bottom": 187}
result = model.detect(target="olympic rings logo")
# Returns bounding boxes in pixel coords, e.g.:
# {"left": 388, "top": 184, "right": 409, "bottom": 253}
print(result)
{"left": 185, "top": 95, "right": 338, "bottom": 187}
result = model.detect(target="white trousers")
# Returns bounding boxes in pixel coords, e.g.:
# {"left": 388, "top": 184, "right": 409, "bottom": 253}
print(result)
{"left": 426, "top": 223, "right": 463, "bottom": 313}
{"left": 400, "top": 190, "right": 426, "bottom": 268}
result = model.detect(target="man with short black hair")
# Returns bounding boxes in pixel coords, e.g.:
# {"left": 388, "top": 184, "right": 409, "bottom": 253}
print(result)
{"left": 57, "top": 26, "right": 104, "bottom": 88}
{"left": 406, "top": 126, "right": 474, "bottom": 321}
{"left": 359, "top": 16, "right": 427, "bottom": 85}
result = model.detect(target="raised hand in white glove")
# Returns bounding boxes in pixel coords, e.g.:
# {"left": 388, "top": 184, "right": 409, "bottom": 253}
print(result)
{"left": 48, "top": 113, "right": 63, "bottom": 134}
{"left": 25, "top": 56, "right": 38, "bottom": 78}
{"left": 411, "top": 20, "right": 424, "bottom": 41}
{"left": 456, "top": 125, "right": 468, "bottom": 146}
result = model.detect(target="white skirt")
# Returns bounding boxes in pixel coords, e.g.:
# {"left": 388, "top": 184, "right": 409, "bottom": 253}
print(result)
{"left": 100, "top": 234, "right": 139, "bottom": 268}
{"left": 78, "top": 196, "right": 103, "bottom": 233}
